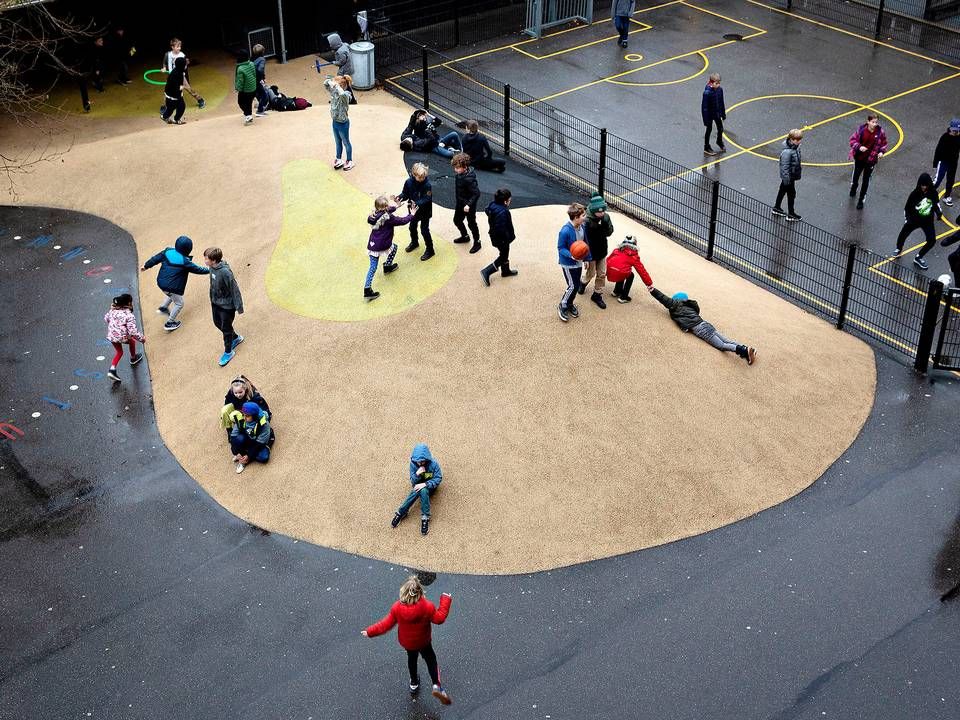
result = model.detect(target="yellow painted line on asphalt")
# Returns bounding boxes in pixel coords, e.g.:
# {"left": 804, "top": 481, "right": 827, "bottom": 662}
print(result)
{"left": 606, "top": 50, "right": 710, "bottom": 87}
{"left": 512, "top": 20, "right": 652, "bottom": 60}
{"left": 678, "top": 1, "right": 768, "bottom": 34}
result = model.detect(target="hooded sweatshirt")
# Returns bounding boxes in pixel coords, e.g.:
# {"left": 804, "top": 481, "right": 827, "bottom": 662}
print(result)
{"left": 651, "top": 288, "right": 704, "bottom": 331}
{"left": 485, "top": 201, "right": 515, "bottom": 246}
{"left": 365, "top": 593, "right": 452, "bottom": 651}
{"left": 164, "top": 57, "right": 186, "bottom": 99}
{"left": 903, "top": 173, "right": 943, "bottom": 224}
{"left": 142, "top": 235, "right": 209, "bottom": 295}
{"left": 606, "top": 243, "right": 653, "bottom": 286}
{"left": 408, "top": 443, "right": 442, "bottom": 490}
{"left": 933, "top": 130, "right": 960, "bottom": 166}
{"left": 367, "top": 206, "right": 413, "bottom": 252}
{"left": 454, "top": 168, "right": 481, "bottom": 211}
{"left": 778, "top": 138, "right": 802, "bottom": 183}
{"left": 612, "top": 0, "right": 636, "bottom": 18}
{"left": 327, "top": 33, "right": 354, "bottom": 76}
{"left": 324, "top": 78, "right": 351, "bottom": 122}
{"left": 208, "top": 261, "right": 244, "bottom": 312}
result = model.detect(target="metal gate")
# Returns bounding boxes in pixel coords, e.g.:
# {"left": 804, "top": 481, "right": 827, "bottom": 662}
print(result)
{"left": 524, "top": 0, "right": 593, "bottom": 37}
{"left": 933, "top": 288, "right": 960, "bottom": 370}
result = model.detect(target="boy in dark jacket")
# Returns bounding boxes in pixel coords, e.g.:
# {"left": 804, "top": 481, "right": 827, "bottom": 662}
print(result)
{"left": 203, "top": 247, "right": 245, "bottom": 366}
{"left": 579, "top": 192, "right": 614, "bottom": 309}
{"left": 229, "top": 402, "right": 272, "bottom": 473}
{"left": 462, "top": 120, "right": 506, "bottom": 172}
{"left": 451, "top": 152, "right": 482, "bottom": 253}
{"left": 396, "top": 162, "right": 435, "bottom": 261}
{"left": 141, "top": 234, "right": 209, "bottom": 331}
{"left": 400, "top": 110, "right": 462, "bottom": 157}
{"left": 391, "top": 443, "right": 443, "bottom": 535}
{"left": 651, "top": 288, "right": 756, "bottom": 364}
{"left": 480, "top": 188, "right": 518, "bottom": 285}
{"left": 701, "top": 73, "right": 726, "bottom": 155}
{"left": 848, "top": 114, "right": 888, "bottom": 209}
{"left": 160, "top": 56, "right": 191, "bottom": 124}
{"left": 894, "top": 172, "right": 944, "bottom": 269}
{"left": 252, "top": 43, "right": 269, "bottom": 116}
{"left": 933, "top": 118, "right": 960, "bottom": 207}
{"left": 772, "top": 129, "right": 803, "bottom": 221}
{"left": 940, "top": 230, "right": 960, "bottom": 286}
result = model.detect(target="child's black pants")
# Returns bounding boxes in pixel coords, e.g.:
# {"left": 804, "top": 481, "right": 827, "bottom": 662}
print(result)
{"left": 212, "top": 305, "right": 237, "bottom": 353}
{"left": 453, "top": 207, "right": 479, "bottom": 241}
{"left": 407, "top": 643, "right": 440, "bottom": 685}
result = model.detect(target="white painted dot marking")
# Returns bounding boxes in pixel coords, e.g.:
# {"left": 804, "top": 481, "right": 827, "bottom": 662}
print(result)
{"left": 82, "top": 259, "right": 91, "bottom": 264}
{"left": 53, "top": 245, "right": 62, "bottom": 250}
{"left": 31, "top": 412, "right": 41, "bottom": 418}
{"left": 96, "top": 356, "right": 105, "bottom": 361}
{"left": 13, "top": 235, "right": 21, "bottom": 240}
{"left": 69, "top": 385, "right": 79, "bottom": 390}
{"left": 103, "top": 278, "right": 112, "bottom": 283}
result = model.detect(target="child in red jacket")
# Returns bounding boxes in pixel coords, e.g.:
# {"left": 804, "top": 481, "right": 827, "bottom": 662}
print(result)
{"left": 606, "top": 235, "right": 653, "bottom": 303}
{"left": 362, "top": 575, "right": 453, "bottom": 704}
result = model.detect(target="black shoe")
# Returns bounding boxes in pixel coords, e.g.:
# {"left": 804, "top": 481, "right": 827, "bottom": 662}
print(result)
{"left": 569, "top": 304, "right": 580, "bottom": 318}
{"left": 130, "top": 353, "right": 143, "bottom": 366}
{"left": 704, "top": 146, "right": 717, "bottom": 156}
{"left": 849, "top": 185, "right": 857, "bottom": 198}
{"left": 405, "top": 240, "right": 419, "bottom": 253}
{"left": 577, "top": 282, "right": 587, "bottom": 295}
{"left": 590, "top": 292, "right": 606, "bottom": 309}
{"left": 771, "top": 206, "right": 787, "bottom": 217}
{"left": 856, "top": 200, "right": 864, "bottom": 210}
{"left": 409, "top": 676, "right": 420, "bottom": 695}
{"left": 83, "top": 104, "right": 91, "bottom": 113}
{"left": 421, "top": 517, "right": 429, "bottom": 535}
{"left": 383, "top": 262, "right": 399, "bottom": 274}
{"left": 611, "top": 287, "right": 621, "bottom": 298}
{"left": 558, "top": 304, "right": 570, "bottom": 322}
{"left": 364, "top": 287, "right": 380, "bottom": 301}
{"left": 453, "top": 235, "right": 470, "bottom": 244}
{"left": 480, "top": 263, "right": 496, "bottom": 286}
{"left": 501, "top": 266, "right": 518, "bottom": 277}
{"left": 786, "top": 213, "right": 802, "bottom": 222}
{"left": 391, "top": 512, "right": 403, "bottom": 528}
{"left": 420, "top": 248, "right": 435, "bottom": 261}
{"left": 107, "top": 368, "right": 120, "bottom": 382}
{"left": 717, "top": 144, "right": 726, "bottom": 153}
{"left": 469, "top": 241, "right": 481, "bottom": 254}
{"left": 617, "top": 294, "right": 632, "bottom": 304}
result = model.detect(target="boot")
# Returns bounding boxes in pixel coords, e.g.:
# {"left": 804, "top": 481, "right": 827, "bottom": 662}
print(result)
{"left": 469, "top": 240, "right": 482, "bottom": 254}
{"left": 364, "top": 287, "right": 380, "bottom": 301}
{"left": 383, "top": 262, "right": 399, "bottom": 274}
{"left": 420, "top": 247, "right": 435, "bottom": 261}
{"left": 590, "top": 292, "right": 606, "bottom": 309}
{"left": 480, "top": 263, "right": 497, "bottom": 286}
{"left": 500, "top": 263, "right": 518, "bottom": 277}
{"left": 405, "top": 238, "right": 419, "bottom": 253}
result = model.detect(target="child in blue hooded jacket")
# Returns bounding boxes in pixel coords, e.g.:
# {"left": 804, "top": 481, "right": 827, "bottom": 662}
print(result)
{"left": 391, "top": 444, "right": 442, "bottom": 535}
{"left": 229, "top": 401, "right": 273, "bottom": 474}
{"left": 141, "top": 235, "right": 209, "bottom": 331}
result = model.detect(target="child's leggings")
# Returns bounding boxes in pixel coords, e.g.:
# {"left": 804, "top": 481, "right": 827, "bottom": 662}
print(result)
{"left": 111, "top": 340, "right": 137, "bottom": 366}
{"left": 364, "top": 245, "right": 398, "bottom": 288}
{"left": 407, "top": 643, "right": 440, "bottom": 685}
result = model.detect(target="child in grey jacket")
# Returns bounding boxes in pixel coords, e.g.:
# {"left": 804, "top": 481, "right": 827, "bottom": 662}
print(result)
{"left": 203, "top": 247, "right": 244, "bottom": 367}
{"left": 651, "top": 287, "right": 756, "bottom": 365}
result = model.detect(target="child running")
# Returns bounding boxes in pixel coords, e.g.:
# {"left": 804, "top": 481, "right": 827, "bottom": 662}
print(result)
{"left": 396, "top": 162, "right": 435, "bottom": 261}
{"left": 650, "top": 287, "right": 757, "bottom": 364}
{"left": 365, "top": 195, "right": 413, "bottom": 301}
{"left": 141, "top": 235, "right": 210, "bottom": 331}
{"left": 606, "top": 235, "right": 653, "bottom": 303}
{"left": 480, "top": 187, "right": 518, "bottom": 285}
{"left": 104, "top": 293, "right": 145, "bottom": 383}
{"left": 362, "top": 575, "right": 453, "bottom": 705}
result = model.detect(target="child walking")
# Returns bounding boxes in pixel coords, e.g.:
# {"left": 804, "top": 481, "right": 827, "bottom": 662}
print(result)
{"left": 480, "top": 187, "right": 518, "bottom": 285}
{"left": 396, "top": 162, "right": 435, "bottom": 261}
{"left": 235, "top": 50, "right": 257, "bottom": 125}
{"left": 203, "top": 247, "right": 245, "bottom": 367}
{"left": 933, "top": 118, "right": 960, "bottom": 207}
{"left": 162, "top": 38, "right": 205, "bottom": 108}
{"left": 362, "top": 575, "right": 453, "bottom": 705}
{"left": 606, "top": 235, "right": 653, "bottom": 303}
{"left": 701, "top": 73, "right": 726, "bottom": 155}
{"left": 160, "top": 56, "right": 190, "bottom": 124}
{"left": 365, "top": 195, "right": 413, "bottom": 301}
{"left": 650, "top": 287, "right": 757, "bottom": 364}
{"left": 104, "top": 294, "right": 145, "bottom": 383}
{"left": 252, "top": 43, "right": 269, "bottom": 117}
{"left": 893, "top": 172, "right": 944, "bottom": 269}
{"left": 391, "top": 443, "right": 443, "bottom": 535}
{"left": 451, "top": 152, "right": 482, "bottom": 253}
{"left": 557, "top": 202, "right": 588, "bottom": 322}
{"left": 141, "top": 235, "right": 210, "bottom": 331}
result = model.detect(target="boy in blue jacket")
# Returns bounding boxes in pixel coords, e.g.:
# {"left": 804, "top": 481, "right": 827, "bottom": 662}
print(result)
{"left": 391, "top": 443, "right": 443, "bottom": 535}
{"left": 141, "top": 235, "right": 209, "bottom": 331}
{"left": 558, "top": 202, "right": 588, "bottom": 322}
{"left": 701, "top": 73, "right": 726, "bottom": 155}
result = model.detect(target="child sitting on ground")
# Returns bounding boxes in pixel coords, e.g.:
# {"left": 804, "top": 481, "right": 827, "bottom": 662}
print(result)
{"left": 396, "top": 162, "right": 435, "bottom": 261}
{"left": 650, "top": 287, "right": 757, "bottom": 365}
{"left": 104, "top": 293, "right": 145, "bottom": 383}
{"left": 364, "top": 195, "right": 413, "bottom": 301}
{"left": 461, "top": 120, "right": 506, "bottom": 172}
{"left": 391, "top": 443, "right": 443, "bottom": 535}
{"left": 606, "top": 235, "right": 653, "bottom": 303}
{"left": 229, "top": 401, "right": 273, "bottom": 473}
{"left": 220, "top": 375, "right": 271, "bottom": 441}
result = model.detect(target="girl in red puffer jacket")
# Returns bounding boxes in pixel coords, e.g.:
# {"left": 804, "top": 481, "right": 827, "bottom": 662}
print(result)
{"left": 606, "top": 235, "right": 653, "bottom": 303}
{"left": 362, "top": 575, "right": 453, "bottom": 704}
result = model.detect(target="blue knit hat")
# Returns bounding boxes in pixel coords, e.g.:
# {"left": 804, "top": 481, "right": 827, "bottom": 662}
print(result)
{"left": 672, "top": 292, "right": 688, "bottom": 301}
{"left": 241, "top": 402, "right": 260, "bottom": 417}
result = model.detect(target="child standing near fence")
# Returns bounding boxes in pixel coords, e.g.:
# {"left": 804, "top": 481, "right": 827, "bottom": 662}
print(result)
{"left": 365, "top": 195, "right": 413, "bottom": 301}
{"left": 104, "top": 293, "right": 145, "bottom": 383}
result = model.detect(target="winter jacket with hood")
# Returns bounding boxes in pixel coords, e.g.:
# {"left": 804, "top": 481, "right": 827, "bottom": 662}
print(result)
{"left": 408, "top": 443, "right": 442, "bottom": 490}
{"left": 397, "top": 176, "right": 433, "bottom": 219}
{"left": 367, "top": 206, "right": 413, "bottom": 252}
{"left": 462, "top": 132, "right": 495, "bottom": 164}
{"left": 401, "top": 111, "right": 440, "bottom": 152}
{"left": 485, "top": 201, "right": 515, "bottom": 246}
{"left": 229, "top": 405, "right": 272, "bottom": 451}
{"left": 365, "top": 593, "right": 452, "bottom": 651}
{"left": 606, "top": 245, "right": 653, "bottom": 286}
{"left": 454, "top": 168, "right": 481, "bottom": 211}
{"left": 701, "top": 83, "right": 725, "bottom": 125}
{"left": 208, "top": 261, "right": 244, "bottom": 312}
{"left": 933, "top": 130, "right": 960, "bottom": 166}
{"left": 612, "top": 0, "right": 636, "bottom": 18}
{"left": 651, "top": 288, "right": 704, "bottom": 331}
{"left": 778, "top": 139, "right": 802, "bottom": 184}
{"left": 104, "top": 307, "right": 144, "bottom": 344}
{"left": 903, "top": 173, "right": 943, "bottom": 224}
{"left": 235, "top": 59, "right": 256, "bottom": 93}
{"left": 848, "top": 123, "right": 888, "bottom": 165}
{"left": 142, "top": 235, "right": 209, "bottom": 295}
{"left": 327, "top": 33, "right": 354, "bottom": 76}
{"left": 584, "top": 212, "right": 614, "bottom": 259}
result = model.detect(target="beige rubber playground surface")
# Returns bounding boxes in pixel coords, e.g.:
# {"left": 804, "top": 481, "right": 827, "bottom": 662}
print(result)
{"left": 5, "top": 56, "right": 877, "bottom": 574}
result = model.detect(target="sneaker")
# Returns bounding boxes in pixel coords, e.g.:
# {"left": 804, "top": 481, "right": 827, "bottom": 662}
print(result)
{"left": 849, "top": 186, "right": 857, "bottom": 198}
{"left": 891, "top": 247, "right": 901, "bottom": 257}
{"left": 409, "top": 676, "right": 420, "bottom": 695}
{"left": 231, "top": 335, "right": 244, "bottom": 351}
{"left": 391, "top": 512, "right": 403, "bottom": 528}
{"left": 914, "top": 256, "right": 929, "bottom": 270}
{"left": 107, "top": 368, "right": 121, "bottom": 382}
{"left": 747, "top": 347, "right": 757, "bottom": 365}
{"left": 431, "top": 684, "right": 452, "bottom": 705}
{"left": 856, "top": 200, "right": 864, "bottom": 210}
{"left": 786, "top": 213, "right": 802, "bottom": 222}
{"left": 468, "top": 241, "right": 481, "bottom": 254}
{"left": 333, "top": 159, "right": 344, "bottom": 169}
{"left": 945, "top": 197, "right": 954, "bottom": 207}
{"left": 255, "top": 110, "right": 268, "bottom": 117}
{"left": 617, "top": 294, "right": 632, "bottom": 304}
{"left": 717, "top": 144, "right": 726, "bottom": 153}
{"left": 160, "top": 105, "right": 166, "bottom": 115}
{"left": 577, "top": 282, "right": 587, "bottom": 295}
{"left": 163, "top": 320, "right": 181, "bottom": 332}
{"left": 405, "top": 239, "right": 420, "bottom": 252}
{"left": 383, "top": 262, "right": 398, "bottom": 274}
{"left": 421, "top": 517, "right": 429, "bottom": 535}
{"left": 343, "top": 161, "right": 354, "bottom": 171}
{"left": 453, "top": 236, "right": 470, "bottom": 244}
{"left": 569, "top": 304, "right": 580, "bottom": 318}
{"left": 438, "top": 142, "right": 446, "bottom": 149}
{"left": 130, "top": 353, "right": 143, "bottom": 366}
{"left": 243, "top": 116, "right": 253, "bottom": 125}
{"left": 420, "top": 248, "right": 435, "bottom": 261}
{"left": 156, "top": 306, "right": 170, "bottom": 315}
{"left": 704, "top": 146, "right": 717, "bottom": 156}
{"left": 197, "top": 98, "right": 206, "bottom": 109}
{"left": 235, "top": 462, "right": 245, "bottom": 474}
{"left": 611, "top": 287, "right": 621, "bottom": 298}
{"left": 83, "top": 104, "right": 91, "bottom": 113}
{"left": 218, "top": 350, "right": 236, "bottom": 367}
{"left": 558, "top": 304, "right": 570, "bottom": 322}
{"left": 590, "top": 292, "right": 606, "bottom": 309}
{"left": 771, "top": 206, "right": 787, "bottom": 217}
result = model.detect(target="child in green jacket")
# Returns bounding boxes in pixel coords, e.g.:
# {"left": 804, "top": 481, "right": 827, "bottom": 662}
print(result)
{"left": 235, "top": 50, "right": 257, "bottom": 125}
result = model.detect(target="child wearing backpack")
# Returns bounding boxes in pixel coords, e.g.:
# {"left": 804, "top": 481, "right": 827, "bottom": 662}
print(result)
{"left": 396, "top": 162, "right": 435, "bottom": 261}
{"left": 140, "top": 235, "right": 210, "bottom": 331}
{"left": 104, "top": 293, "right": 145, "bottom": 383}
{"left": 364, "top": 195, "right": 413, "bottom": 301}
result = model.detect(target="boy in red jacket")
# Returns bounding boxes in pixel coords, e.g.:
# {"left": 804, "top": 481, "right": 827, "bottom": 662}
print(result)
{"left": 606, "top": 235, "right": 653, "bottom": 303}
{"left": 362, "top": 575, "right": 453, "bottom": 704}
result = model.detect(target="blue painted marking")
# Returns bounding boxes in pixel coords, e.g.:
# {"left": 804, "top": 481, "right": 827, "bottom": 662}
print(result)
{"left": 42, "top": 396, "right": 71, "bottom": 411}
{"left": 95, "top": 338, "right": 112, "bottom": 346}
{"left": 74, "top": 368, "right": 104, "bottom": 380}
{"left": 28, "top": 235, "right": 53, "bottom": 248}
{"left": 61, "top": 246, "right": 86, "bottom": 260}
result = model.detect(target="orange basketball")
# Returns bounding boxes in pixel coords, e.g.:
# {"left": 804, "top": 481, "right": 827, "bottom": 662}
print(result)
{"left": 570, "top": 240, "right": 589, "bottom": 260}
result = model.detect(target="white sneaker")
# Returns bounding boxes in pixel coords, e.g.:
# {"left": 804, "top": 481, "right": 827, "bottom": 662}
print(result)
{"left": 243, "top": 116, "right": 253, "bottom": 125}
{"left": 255, "top": 110, "right": 268, "bottom": 117}
{"left": 343, "top": 160, "right": 354, "bottom": 171}
{"left": 235, "top": 462, "right": 245, "bottom": 474}
{"left": 333, "top": 159, "right": 344, "bottom": 169}
{"left": 944, "top": 196, "right": 954, "bottom": 207}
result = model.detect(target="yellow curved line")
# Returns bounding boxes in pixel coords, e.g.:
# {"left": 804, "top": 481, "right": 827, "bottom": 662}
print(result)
{"left": 722, "top": 94, "right": 904, "bottom": 167}
{"left": 606, "top": 51, "right": 709, "bottom": 88}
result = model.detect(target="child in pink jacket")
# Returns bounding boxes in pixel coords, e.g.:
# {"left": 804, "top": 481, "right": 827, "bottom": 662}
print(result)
{"left": 104, "top": 293, "right": 145, "bottom": 383}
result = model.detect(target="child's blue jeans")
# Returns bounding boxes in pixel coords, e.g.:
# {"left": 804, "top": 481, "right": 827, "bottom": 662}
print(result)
{"left": 398, "top": 486, "right": 434, "bottom": 518}
{"left": 364, "top": 244, "right": 398, "bottom": 288}
{"left": 333, "top": 119, "right": 352, "bottom": 161}
{"left": 432, "top": 131, "right": 462, "bottom": 158}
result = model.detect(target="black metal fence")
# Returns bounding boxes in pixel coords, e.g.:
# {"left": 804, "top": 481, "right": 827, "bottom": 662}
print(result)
{"left": 370, "top": 7, "right": 960, "bottom": 371}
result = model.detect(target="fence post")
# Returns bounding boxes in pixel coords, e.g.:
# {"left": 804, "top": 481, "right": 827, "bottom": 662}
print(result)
{"left": 503, "top": 84, "right": 511, "bottom": 157}
{"left": 598, "top": 128, "right": 607, "bottom": 196}
{"left": 875, "top": 0, "right": 885, "bottom": 39}
{"left": 706, "top": 180, "right": 720, "bottom": 261}
{"left": 453, "top": 0, "right": 461, "bottom": 46}
{"left": 836, "top": 243, "right": 858, "bottom": 330}
{"left": 914, "top": 279, "right": 944, "bottom": 373}
{"left": 933, "top": 290, "right": 955, "bottom": 367}
{"left": 421, "top": 46, "right": 429, "bottom": 110}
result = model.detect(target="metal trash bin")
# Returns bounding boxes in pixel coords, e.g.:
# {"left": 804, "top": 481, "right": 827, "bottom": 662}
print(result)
{"left": 350, "top": 41, "right": 375, "bottom": 90}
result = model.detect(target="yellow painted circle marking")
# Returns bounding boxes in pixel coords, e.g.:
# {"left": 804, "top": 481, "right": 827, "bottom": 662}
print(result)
{"left": 266, "top": 159, "right": 458, "bottom": 321}
{"left": 723, "top": 94, "right": 904, "bottom": 167}
{"left": 624, "top": 53, "right": 644, "bottom": 62}
{"left": 606, "top": 51, "right": 709, "bottom": 88}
